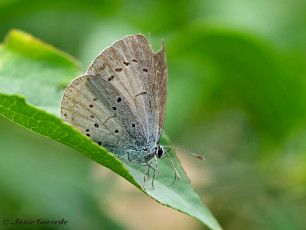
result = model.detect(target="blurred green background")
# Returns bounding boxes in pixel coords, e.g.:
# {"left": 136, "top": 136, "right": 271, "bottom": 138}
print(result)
{"left": 1, "top": 0, "right": 306, "bottom": 229}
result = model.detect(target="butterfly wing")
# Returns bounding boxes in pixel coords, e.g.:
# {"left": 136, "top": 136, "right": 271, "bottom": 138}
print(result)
{"left": 87, "top": 34, "right": 163, "bottom": 149}
{"left": 153, "top": 41, "right": 168, "bottom": 142}
{"left": 61, "top": 74, "right": 147, "bottom": 155}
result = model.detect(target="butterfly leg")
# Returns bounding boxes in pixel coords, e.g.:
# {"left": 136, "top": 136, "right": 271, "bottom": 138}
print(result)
{"left": 147, "top": 162, "right": 156, "bottom": 189}
{"left": 154, "top": 155, "right": 159, "bottom": 174}
{"left": 142, "top": 163, "right": 149, "bottom": 190}
{"left": 141, "top": 162, "right": 156, "bottom": 190}
{"left": 147, "top": 166, "right": 151, "bottom": 179}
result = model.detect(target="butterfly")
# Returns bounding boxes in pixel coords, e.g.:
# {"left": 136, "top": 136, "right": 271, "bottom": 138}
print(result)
{"left": 61, "top": 34, "right": 182, "bottom": 189}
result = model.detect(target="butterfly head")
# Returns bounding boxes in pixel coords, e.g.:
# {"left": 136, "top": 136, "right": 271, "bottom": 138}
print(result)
{"left": 156, "top": 146, "right": 167, "bottom": 158}
{"left": 155, "top": 145, "right": 182, "bottom": 183}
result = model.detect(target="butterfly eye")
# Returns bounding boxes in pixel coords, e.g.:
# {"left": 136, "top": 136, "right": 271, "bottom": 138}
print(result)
{"left": 157, "top": 148, "right": 164, "bottom": 158}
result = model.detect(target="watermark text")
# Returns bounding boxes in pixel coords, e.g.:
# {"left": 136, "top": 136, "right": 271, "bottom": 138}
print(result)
{"left": 2, "top": 218, "right": 68, "bottom": 226}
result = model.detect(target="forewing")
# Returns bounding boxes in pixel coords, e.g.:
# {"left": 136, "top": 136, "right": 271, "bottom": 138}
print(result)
{"left": 61, "top": 74, "right": 147, "bottom": 155}
{"left": 153, "top": 41, "right": 168, "bottom": 142}
{"left": 87, "top": 34, "right": 160, "bottom": 149}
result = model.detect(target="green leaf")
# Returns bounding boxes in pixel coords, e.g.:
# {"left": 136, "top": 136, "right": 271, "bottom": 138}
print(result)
{"left": 0, "top": 116, "right": 126, "bottom": 230}
{"left": 0, "top": 30, "right": 221, "bottom": 230}
{"left": 167, "top": 25, "right": 304, "bottom": 148}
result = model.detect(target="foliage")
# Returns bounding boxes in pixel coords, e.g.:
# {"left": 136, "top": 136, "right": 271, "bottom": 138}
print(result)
{"left": 1, "top": 0, "right": 306, "bottom": 229}
{"left": 0, "top": 30, "right": 221, "bottom": 230}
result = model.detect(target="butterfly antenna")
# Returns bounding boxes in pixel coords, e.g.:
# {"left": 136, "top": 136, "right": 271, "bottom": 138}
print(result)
{"left": 168, "top": 169, "right": 177, "bottom": 186}
{"left": 166, "top": 150, "right": 181, "bottom": 182}
{"left": 163, "top": 145, "right": 205, "bottom": 160}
